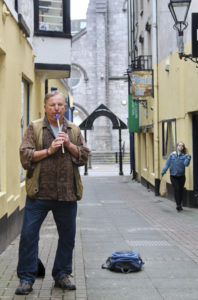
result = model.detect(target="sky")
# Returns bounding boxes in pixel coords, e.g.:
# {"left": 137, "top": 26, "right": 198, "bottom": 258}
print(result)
{"left": 71, "top": 0, "right": 90, "bottom": 20}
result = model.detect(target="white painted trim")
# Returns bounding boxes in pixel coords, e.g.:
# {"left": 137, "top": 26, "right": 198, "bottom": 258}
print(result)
{"left": 4, "top": 0, "right": 18, "bottom": 21}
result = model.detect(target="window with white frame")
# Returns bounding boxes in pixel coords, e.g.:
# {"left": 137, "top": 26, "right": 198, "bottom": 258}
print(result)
{"left": 34, "top": 0, "right": 70, "bottom": 37}
{"left": 39, "top": 0, "right": 63, "bottom": 31}
{"left": 162, "top": 119, "right": 176, "bottom": 157}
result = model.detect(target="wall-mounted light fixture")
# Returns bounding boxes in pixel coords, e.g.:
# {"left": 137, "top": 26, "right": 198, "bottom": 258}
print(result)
{"left": 168, "top": 0, "right": 198, "bottom": 63}
{"left": 121, "top": 100, "right": 127, "bottom": 106}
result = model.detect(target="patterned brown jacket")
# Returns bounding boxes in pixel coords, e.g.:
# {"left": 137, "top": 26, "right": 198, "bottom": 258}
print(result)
{"left": 20, "top": 116, "right": 89, "bottom": 201}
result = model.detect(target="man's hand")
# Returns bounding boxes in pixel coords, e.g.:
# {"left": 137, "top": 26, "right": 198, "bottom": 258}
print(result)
{"left": 48, "top": 137, "right": 64, "bottom": 155}
{"left": 57, "top": 131, "right": 79, "bottom": 159}
{"left": 57, "top": 131, "right": 71, "bottom": 148}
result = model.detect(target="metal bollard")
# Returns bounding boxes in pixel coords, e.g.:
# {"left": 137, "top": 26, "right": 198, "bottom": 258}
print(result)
{"left": 88, "top": 152, "right": 92, "bottom": 169}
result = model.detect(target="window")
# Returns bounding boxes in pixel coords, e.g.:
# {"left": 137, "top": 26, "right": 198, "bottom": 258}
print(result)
{"left": 134, "top": 0, "right": 138, "bottom": 18}
{"left": 34, "top": 0, "right": 70, "bottom": 37}
{"left": 10, "top": 0, "right": 18, "bottom": 11}
{"left": 39, "top": 0, "right": 63, "bottom": 32}
{"left": 68, "top": 66, "right": 82, "bottom": 89}
{"left": 20, "top": 79, "right": 30, "bottom": 182}
{"left": 148, "top": 132, "right": 154, "bottom": 173}
{"left": 141, "top": 132, "right": 147, "bottom": 169}
{"left": 162, "top": 120, "right": 176, "bottom": 157}
{"left": 21, "top": 79, "right": 30, "bottom": 138}
{"left": 140, "top": 0, "right": 144, "bottom": 16}
{"left": 15, "top": 0, "right": 18, "bottom": 12}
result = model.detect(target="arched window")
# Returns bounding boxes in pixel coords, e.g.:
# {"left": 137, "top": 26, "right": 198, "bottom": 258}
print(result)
{"left": 69, "top": 66, "right": 82, "bottom": 89}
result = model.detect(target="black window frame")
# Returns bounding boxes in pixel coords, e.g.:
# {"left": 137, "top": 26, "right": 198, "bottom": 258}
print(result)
{"left": 15, "top": 0, "right": 18, "bottom": 12}
{"left": 21, "top": 78, "right": 30, "bottom": 135}
{"left": 20, "top": 78, "right": 30, "bottom": 183}
{"left": 34, "top": 0, "right": 71, "bottom": 38}
{"left": 162, "top": 119, "right": 177, "bottom": 158}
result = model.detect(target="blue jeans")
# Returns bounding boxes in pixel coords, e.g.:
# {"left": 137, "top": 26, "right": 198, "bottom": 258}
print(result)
{"left": 17, "top": 197, "right": 77, "bottom": 284}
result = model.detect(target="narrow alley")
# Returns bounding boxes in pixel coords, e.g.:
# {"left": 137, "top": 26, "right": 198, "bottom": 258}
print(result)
{"left": 1, "top": 165, "right": 198, "bottom": 300}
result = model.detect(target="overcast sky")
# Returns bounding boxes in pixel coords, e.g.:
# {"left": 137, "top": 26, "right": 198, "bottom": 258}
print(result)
{"left": 71, "top": 0, "right": 89, "bottom": 20}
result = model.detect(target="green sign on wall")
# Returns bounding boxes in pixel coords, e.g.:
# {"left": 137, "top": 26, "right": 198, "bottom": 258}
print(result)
{"left": 128, "top": 94, "right": 139, "bottom": 132}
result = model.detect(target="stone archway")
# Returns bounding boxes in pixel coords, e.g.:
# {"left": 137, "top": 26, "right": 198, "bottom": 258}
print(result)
{"left": 79, "top": 104, "right": 127, "bottom": 176}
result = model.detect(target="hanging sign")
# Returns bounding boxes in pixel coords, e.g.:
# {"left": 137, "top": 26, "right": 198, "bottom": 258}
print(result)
{"left": 128, "top": 94, "right": 139, "bottom": 133}
{"left": 131, "top": 70, "right": 153, "bottom": 99}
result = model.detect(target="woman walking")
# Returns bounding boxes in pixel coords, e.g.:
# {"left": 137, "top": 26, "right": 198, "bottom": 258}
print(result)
{"left": 161, "top": 142, "right": 191, "bottom": 212}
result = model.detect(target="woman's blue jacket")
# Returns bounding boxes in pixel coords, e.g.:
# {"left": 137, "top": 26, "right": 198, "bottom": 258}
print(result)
{"left": 161, "top": 151, "right": 191, "bottom": 177}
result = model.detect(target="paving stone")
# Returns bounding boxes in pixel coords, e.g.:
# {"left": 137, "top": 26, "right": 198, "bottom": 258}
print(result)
{"left": 2, "top": 166, "right": 198, "bottom": 299}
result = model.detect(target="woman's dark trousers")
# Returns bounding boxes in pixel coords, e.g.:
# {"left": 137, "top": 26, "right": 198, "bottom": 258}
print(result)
{"left": 170, "top": 175, "right": 186, "bottom": 208}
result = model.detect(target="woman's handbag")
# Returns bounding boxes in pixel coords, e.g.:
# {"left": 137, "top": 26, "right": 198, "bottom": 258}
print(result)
{"left": 159, "top": 177, "right": 168, "bottom": 197}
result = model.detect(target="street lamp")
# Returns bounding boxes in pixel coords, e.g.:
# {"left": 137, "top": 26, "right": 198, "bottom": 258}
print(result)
{"left": 168, "top": 0, "right": 197, "bottom": 62}
{"left": 168, "top": 0, "right": 191, "bottom": 25}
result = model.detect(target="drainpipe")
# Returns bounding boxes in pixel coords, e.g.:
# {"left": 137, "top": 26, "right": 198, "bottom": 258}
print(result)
{"left": 125, "top": 0, "right": 137, "bottom": 179}
{"left": 130, "top": 0, "right": 136, "bottom": 179}
{"left": 152, "top": 0, "right": 160, "bottom": 195}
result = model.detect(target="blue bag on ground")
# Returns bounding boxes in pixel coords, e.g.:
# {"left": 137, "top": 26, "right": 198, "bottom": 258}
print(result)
{"left": 102, "top": 250, "right": 144, "bottom": 273}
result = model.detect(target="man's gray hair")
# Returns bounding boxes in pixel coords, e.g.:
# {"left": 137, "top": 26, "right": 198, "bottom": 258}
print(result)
{"left": 44, "top": 91, "right": 65, "bottom": 104}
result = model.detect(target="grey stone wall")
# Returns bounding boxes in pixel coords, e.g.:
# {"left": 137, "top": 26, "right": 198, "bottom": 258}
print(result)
{"left": 71, "top": 0, "right": 129, "bottom": 151}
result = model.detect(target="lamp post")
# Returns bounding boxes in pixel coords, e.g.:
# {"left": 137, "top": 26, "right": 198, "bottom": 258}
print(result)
{"left": 168, "top": 0, "right": 198, "bottom": 62}
{"left": 168, "top": 0, "right": 191, "bottom": 26}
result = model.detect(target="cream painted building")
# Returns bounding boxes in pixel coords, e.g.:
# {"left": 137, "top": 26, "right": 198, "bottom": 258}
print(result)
{"left": 128, "top": 0, "right": 198, "bottom": 207}
{"left": 0, "top": 0, "right": 71, "bottom": 253}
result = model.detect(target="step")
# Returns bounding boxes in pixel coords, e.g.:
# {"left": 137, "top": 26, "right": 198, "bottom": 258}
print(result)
{"left": 89, "top": 151, "right": 130, "bottom": 164}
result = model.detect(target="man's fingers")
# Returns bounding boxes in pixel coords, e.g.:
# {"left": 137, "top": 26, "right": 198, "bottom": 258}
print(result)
{"left": 52, "top": 139, "right": 63, "bottom": 148}
{"left": 58, "top": 132, "right": 69, "bottom": 140}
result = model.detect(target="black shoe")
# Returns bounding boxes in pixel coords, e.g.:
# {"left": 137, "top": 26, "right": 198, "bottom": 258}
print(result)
{"left": 37, "top": 258, "right": 45, "bottom": 278}
{"left": 176, "top": 206, "right": 183, "bottom": 212}
{"left": 15, "top": 282, "right": 33, "bottom": 295}
{"left": 55, "top": 274, "right": 76, "bottom": 290}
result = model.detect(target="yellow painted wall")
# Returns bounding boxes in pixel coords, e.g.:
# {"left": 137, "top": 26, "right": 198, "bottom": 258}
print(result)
{"left": 134, "top": 76, "right": 156, "bottom": 186}
{"left": 134, "top": 133, "right": 141, "bottom": 182}
{"left": 157, "top": 44, "right": 197, "bottom": 191}
{"left": 48, "top": 79, "right": 68, "bottom": 96}
{"left": 0, "top": 2, "right": 45, "bottom": 218}
{"left": 139, "top": 98, "right": 154, "bottom": 127}
{"left": 134, "top": 40, "right": 197, "bottom": 193}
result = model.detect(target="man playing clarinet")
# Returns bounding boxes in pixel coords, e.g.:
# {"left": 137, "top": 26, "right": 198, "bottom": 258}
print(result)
{"left": 15, "top": 91, "right": 89, "bottom": 295}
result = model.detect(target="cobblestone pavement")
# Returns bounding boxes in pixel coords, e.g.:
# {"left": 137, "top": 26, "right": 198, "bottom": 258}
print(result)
{"left": 1, "top": 164, "right": 198, "bottom": 299}
{"left": 0, "top": 212, "right": 86, "bottom": 300}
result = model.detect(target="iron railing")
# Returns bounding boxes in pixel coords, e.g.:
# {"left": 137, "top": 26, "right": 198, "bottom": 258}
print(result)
{"left": 131, "top": 55, "right": 152, "bottom": 71}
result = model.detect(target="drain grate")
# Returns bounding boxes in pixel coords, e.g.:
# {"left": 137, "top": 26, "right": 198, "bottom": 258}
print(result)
{"left": 127, "top": 227, "right": 175, "bottom": 232}
{"left": 127, "top": 240, "right": 171, "bottom": 247}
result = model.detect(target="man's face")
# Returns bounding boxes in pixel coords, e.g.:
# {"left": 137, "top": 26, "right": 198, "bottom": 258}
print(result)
{"left": 44, "top": 94, "right": 66, "bottom": 124}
